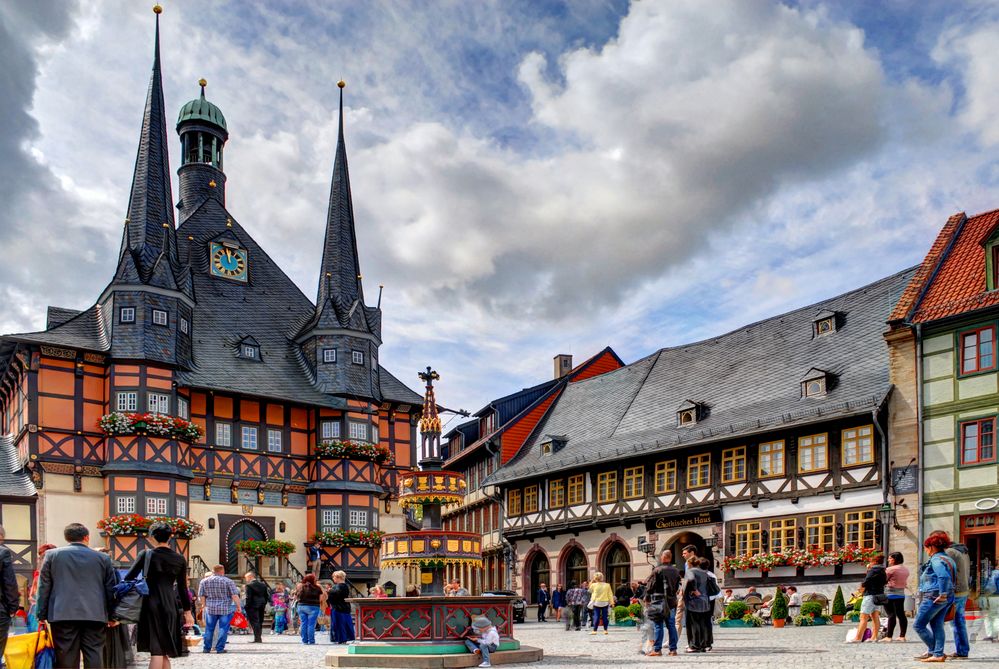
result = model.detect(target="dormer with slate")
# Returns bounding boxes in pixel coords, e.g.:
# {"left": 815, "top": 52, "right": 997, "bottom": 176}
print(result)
{"left": 801, "top": 367, "right": 832, "bottom": 398}
{"left": 813, "top": 309, "right": 840, "bottom": 337}
{"left": 676, "top": 399, "right": 704, "bottom": 426}
{"left": 296, "top": 82, "right": 382, "bottom": 401}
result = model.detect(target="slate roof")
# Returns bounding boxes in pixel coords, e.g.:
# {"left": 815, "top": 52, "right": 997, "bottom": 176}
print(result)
{"left": 0, "top": 435, "right": 36, "bottom": 498}
{"left": 1, "top": 306, "right": 110, "bottom": 353}
{"left": 487, "top": 268, "right": 916, "bottom": 484}
{"left": 891, "top": 208, "right": 999, "bottom": 324}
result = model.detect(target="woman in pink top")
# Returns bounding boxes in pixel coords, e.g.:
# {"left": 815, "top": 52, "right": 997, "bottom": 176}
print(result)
{"left": 883, "top": 551, "right": 910, "bottom": 641}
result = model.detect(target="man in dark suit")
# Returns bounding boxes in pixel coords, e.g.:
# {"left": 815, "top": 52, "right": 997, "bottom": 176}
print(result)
{"left": 36, "top": 523, "right": 117, "bottom": 669}
{"left": 0, "top": 526, "right": 22, "bottom": 662}
{"left": 536, "top": 583, "right": 550, "bottom": 622}
{"left": 243, "top": 572, "right": 271, "bottom": 643}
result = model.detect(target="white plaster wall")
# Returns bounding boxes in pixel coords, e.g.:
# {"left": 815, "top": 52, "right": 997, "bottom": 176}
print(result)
{"left": 38, "top": 474, "right": 105, "bottom": 547}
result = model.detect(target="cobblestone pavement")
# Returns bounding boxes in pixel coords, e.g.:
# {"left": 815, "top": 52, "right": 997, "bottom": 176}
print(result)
{"left": 135, "top": 620, "right": 999, "bottom": 668}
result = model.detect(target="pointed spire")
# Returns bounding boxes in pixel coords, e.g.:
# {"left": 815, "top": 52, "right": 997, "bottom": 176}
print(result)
{"left": 117, "top": 5, "right": 178, "bottom": 282}
{"left": 316, "top": 80, "right": 364, "bottom": 312}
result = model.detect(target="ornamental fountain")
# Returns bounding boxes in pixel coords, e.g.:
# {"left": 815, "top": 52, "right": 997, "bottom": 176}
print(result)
{"left": 329, "top": 368, "right": 541, "bottom": 667}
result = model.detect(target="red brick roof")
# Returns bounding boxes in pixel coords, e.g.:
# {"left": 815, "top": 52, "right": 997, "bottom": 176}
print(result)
{"left": 894, "top": 208, "right": 999, "bottom": 324}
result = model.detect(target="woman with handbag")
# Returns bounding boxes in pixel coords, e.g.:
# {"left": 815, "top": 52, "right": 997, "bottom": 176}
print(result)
{"left": 587, "top": 573, "right": 614, "bottom": 635}
{"left": 122, "top": 522, "right": 193, "bottom": 669}
{"left": 913, "top": 531, "right": 956, "bottom": 663}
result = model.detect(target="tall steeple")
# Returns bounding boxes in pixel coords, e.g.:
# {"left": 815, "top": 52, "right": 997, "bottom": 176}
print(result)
{"left": 297, "top": 81, "right": 382, "bottom": 401}
{"left": 114, "top": 4, "right": 182, "bottom": 290}
{"left": 316, "top": 80, "right": 365, "bottom": 316}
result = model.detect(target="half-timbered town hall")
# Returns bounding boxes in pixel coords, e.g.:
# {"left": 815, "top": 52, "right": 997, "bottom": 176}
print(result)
{"left": 0, "top": 10, "right": 423, "bottom": 593}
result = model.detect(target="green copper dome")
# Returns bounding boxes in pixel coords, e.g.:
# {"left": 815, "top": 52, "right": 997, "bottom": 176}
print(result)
{"left": 177, "top": 82, "right": 226, "bottom": 131}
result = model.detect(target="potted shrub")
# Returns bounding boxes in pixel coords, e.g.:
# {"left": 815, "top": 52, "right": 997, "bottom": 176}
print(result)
{"left": 718, "top": 600, "right": 754, "bottom": 628}
{"left": 612, "top": 605, "right": 636, "bottom": 626}
{"left": 771, "top": 589, "right": 788, "bottom": 628}
{"left": 627, "top": 602, "right": 643, "bottom": 620}
{"left": 831, "top": 586, "right": 847, "bottom": 623}
{"left": 798, "top": 600, "right": 830, "bottom": 626}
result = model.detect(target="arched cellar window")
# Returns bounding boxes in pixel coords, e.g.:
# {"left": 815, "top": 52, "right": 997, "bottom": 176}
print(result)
{"left": 603, "top": 542, "right": 631, "bottom": 596}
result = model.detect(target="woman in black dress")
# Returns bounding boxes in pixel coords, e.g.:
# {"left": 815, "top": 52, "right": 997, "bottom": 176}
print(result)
{"left": 123, "top": 522, "right": 194, "bottom": 669}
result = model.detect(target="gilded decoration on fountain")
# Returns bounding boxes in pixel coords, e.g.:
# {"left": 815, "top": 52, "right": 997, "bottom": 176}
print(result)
{"left": 380, "top": 530, "right": 483, "bottom": 568}
{"left": 397, "top": 470, "right": 466, "bottom": 509}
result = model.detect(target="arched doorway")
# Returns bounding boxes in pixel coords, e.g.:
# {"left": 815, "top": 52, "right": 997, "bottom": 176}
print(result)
{"left": 602, "top": 542, "right": 631, "bottom": 596}
{"left": 526, "top": 551, "right": 550, "bottom": 604}
{"left": 564, "top": 546, "right": 588, "bottom": 587}
{"left": 664, "top": 531, "right": 713, "bottom": 570}
{"left": 225, "top": 519, "right": 266, "bottom": 575}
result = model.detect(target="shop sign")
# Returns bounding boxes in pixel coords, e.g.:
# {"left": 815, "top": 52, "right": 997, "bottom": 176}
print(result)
{"left": 644, "top": 509, "right": 722, "bottom": 531}
{"left": 974, "top": 498, "right": 999, "bottom": 511}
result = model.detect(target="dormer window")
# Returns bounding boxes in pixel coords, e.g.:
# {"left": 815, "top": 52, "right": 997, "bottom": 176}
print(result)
{"left": 238, "top": 336, "right": 261, "bottom": 361}
{"left": 801, "top": 368, "right": 830, "bottom": 397}
{"left": 813, "top": 310, "right": 839, "bottom": 337}
{"left": 540, "top": 435, "right": 567, "bottom": 456}
{"left": 676, "top": 400, "right": 702, "bottom": 427}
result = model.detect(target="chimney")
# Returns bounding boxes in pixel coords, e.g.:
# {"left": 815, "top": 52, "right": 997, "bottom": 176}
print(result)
{"left": 554, "top": 353, "right": 573, "bottom": 379}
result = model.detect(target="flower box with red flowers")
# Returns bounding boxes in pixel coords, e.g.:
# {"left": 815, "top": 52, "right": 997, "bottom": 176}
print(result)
{"left": 315, "top": 439, "right": 392, "bottom": 464}
{"left": 310, "top": 529, "right": 385, "bottom": 548}
{"left": 97, "top": 514, "right": 204, "bottom": 539}
{"left": 98, "top": 412, "right": 204, "bottom": 443}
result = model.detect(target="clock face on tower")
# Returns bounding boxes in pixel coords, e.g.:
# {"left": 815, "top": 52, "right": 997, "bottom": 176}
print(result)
{"left": 209, "top": 241, "right": 248, "bottom": 282}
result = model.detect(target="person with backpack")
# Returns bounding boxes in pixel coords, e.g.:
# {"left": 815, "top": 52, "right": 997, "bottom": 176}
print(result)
{"left": 944, "top": 540, "right": 971, "bottom": 659}
{"left": 913, "top": 531, "right": 956, "bottom": 663}
{"left": 681, "top": 556, "right": 713, "bottom": 653}
{"left": 643, "top": 549, "right": 680, "bottom": 656}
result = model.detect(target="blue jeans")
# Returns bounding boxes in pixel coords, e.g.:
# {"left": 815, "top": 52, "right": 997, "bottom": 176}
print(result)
{"left": 653, "top": 608, "right": 678, "bottom": 652}
{"left": 298, "top": 604, "right": 320, "bottom": 644}
{"left": 951, "top": 595, "right": 969, "bottom": 657}
{"left": 464, "top": 639, "right": 498, "bottom": 663}
{"left": 592, "top": 605, "right": 609, "bottom": 631}
{"left": 203, "top": 612, "right": 234, "bottom": 652}
{"left": 914, "top": 595, "right": 953, "bottom": 658}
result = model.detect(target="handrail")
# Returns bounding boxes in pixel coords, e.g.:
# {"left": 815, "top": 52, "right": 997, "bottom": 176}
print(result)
{"left": 189, "top": 554, "right": 211, "bottom": 581}
{"left": 344, "top": 577, "right": 366, "bottom": 599}
{"left": 285, "top": 557, "right": 304, "bottom": 583}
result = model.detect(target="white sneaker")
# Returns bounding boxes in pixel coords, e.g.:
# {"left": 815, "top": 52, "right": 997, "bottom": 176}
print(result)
{"left": 478, "top": 663, "right": 491, "bottom": 668}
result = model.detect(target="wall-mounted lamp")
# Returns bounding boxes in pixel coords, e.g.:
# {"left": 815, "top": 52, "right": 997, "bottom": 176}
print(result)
{"left": 279, "top": 521, "right": 286, "bottom": 533}
{"left": 208, "top": 518, "right": 216, "bottom": 530}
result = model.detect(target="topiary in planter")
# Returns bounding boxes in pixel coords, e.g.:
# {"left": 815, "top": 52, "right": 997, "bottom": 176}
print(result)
{"left": 724, "top": 600, "right": 749, "bottom": 620}
{"left": 627, "top": 602, "right": 643, "bottom": 619}
{"left": 800, "top": 601, "right": 824, "bottom": 618}
{"left": 831, "top": 586, "right": 847, "bottom": 621}
{"left": 612, "top": 605, "right": 631, "bottom": 623}
{"left": 771, "top": 589, "right": 788, "bottom": 622}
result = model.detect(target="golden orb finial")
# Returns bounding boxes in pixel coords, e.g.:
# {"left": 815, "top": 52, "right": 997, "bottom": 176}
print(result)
{"left": 337, "top": 80, "right": 346, "bottom": 89}
{"left": 162, "top": 223, "right": 169, "bottom": 228}
{"left": 209, "top": 179, "right": 217, "bottom": 188}
{"left": 153, "top": 4, "right": 162, "bottom": 14}
{"left": 198, "top": 78, "right": 207, "bottom": 88}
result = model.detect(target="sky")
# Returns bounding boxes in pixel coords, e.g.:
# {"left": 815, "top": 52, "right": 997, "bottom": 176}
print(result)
{"left": 2, "top": 0, "right": 999, "bottom": 418}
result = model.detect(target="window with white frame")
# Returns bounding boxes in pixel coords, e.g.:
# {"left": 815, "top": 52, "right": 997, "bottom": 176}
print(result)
{"left": 146, "top": 497, "right": 168, "bottom": 515}
{"left": 176, "top": 499, "right": 187, "bottom": 517}
{"left": 119, "top": 307, "right": 135, "bottom": 323}
{"left": 116, "top": 496, "right": 136, "bottom": 514}
{"left": 267, "top": 429, "right": 282, "bottom": 452}
{"left": 177, "top": 397, "right": 189, "bottom": 420}
{"left": 321, "top": 508, "right": 341, "bottom": 530}
{"left": 152, "top": 309, "right": 168, "bottom": 326}
{"left": 147, "top": 392, "right": 170, "bottom": 414}
{"left": 321, "top": 421, "right": 340, "bottom": 440}
{"left": 116, "top": 391, "right": 138, "bottom": 412}
{"left": 352, "top": 350, "right": 364, "bottom": 365}
{"left": 180, "top": 317, "right": 190, "bottom": 335}
{"left": 242, "top": 426, "right": 258, "bottom": 450}
{"left": 215, "top": 422, "right": 232, "bottom": 447}
{"left": 348, "top": 509, "right": 368, "bottom": 530}
{"left": 348, "top": 422, "right": 368, "bottom": 442}
{"left": 241, "top": 344, "right": 259, "bottom": 359}
{"left": 323, "top": 349, "right": 337, "bottom": 363}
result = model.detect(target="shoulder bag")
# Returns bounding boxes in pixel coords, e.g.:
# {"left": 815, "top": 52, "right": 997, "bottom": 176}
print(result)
{"left": 112, "top": 550, "right": 153, "bottom": 624}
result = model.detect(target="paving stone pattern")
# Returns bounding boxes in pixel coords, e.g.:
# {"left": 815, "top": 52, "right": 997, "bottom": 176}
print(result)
{"left": 135, "top": 620, "right": 999, "bottom": 669}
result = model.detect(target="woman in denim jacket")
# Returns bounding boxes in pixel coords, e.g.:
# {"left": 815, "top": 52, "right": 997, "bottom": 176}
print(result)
{"left": 913, "top": 531, "right": 956, "bottom": 663}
